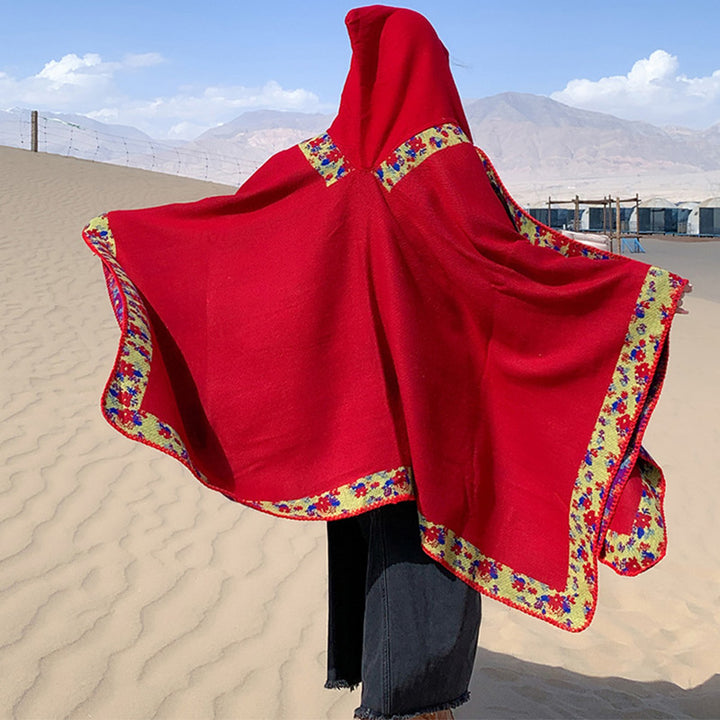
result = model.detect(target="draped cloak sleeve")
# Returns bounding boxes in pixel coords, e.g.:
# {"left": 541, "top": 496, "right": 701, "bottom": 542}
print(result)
{"left": 82, "top": 5, "right": 688, "bottom": 631}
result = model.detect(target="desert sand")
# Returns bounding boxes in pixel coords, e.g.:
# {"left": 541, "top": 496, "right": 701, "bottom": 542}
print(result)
{"left": 1, "top": 144, "right": 718, "bottom": 719}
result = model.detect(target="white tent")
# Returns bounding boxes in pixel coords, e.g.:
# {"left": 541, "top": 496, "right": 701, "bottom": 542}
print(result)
{"left": 687, "top": 197, "right": 720, "bottom": 235}
{"left": 628, "top": 198, "right": 677, "bottom": 233}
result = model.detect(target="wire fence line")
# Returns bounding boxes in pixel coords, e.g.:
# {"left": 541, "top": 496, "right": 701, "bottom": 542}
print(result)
{"left": 2, "top": 109, "right": 265, "bottom": 187}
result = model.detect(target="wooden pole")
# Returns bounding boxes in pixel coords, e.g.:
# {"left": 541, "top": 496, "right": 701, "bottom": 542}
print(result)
{"left": 31, "top": 110, "right": 38, "bottom": 152}
{"left": 547, "top": 195, "right": 552, "bottom": 227}
{"left": 606, "top": 198, "right": 612, "bottom": 252}
{"left": 604, "top": 196, "right": 609, "bottom": 235}
{"left": 574, "top": 195, "right": 579, "bottom": 231}
{"left": 616, "top": 197, "right": 622, "bottom": 254}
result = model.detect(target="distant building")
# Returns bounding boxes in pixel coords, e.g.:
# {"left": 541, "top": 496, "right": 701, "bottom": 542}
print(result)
{"left": 526, "top": 197, "right": 720, "bottom": 237}
{"left": 580, "top": 206, "right": 633, "bottom": 233}
{"left": 628, "top": 198, "right": 690, "bottom": 234}
{"left": 687, "top": 198, "right": 720, "bottom": 235}
{"left": 677, "top": 202, "right": 699, "bottom": 234}
{"left": 524, "top": 207, "right": 575, "bottom": 230}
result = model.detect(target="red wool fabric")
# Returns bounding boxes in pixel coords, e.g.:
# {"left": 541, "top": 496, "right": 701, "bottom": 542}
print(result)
{"left": 83, "top": 5, "right": 688, "bottom": 631}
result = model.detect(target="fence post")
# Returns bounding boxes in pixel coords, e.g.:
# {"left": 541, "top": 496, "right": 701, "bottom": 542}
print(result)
{"left": 31, "top": 110, "right": 38, "bottom": 152}
{"left": 573, "top": 195, "right": 579, "bottom": 231}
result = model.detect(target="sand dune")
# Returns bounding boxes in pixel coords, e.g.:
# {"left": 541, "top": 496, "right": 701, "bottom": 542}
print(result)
{"left": 1, "top": 145, "right": 718, "bottom": 719}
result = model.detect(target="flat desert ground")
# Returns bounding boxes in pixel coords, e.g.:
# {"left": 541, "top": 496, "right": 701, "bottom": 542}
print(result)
{"left": 1, "top": 145, "right": 719, "bottom": 719}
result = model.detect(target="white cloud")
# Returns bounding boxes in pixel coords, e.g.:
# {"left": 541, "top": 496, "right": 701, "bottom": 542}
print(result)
{"left": 37, "top": 53, "right": 105, "bottom": 86}
{"left": 0, "top": 52, "right": 160, "bottom": 111}
{"left": 552, "top": 50, "right": 720, "bottom": 128}
{"left": 0, "top": 53, "right": 324, "bottom": 139}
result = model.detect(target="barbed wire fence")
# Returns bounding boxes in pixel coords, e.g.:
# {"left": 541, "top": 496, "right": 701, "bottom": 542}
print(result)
{"left": 2, "top": 109, "right": 265, "bottom": 187}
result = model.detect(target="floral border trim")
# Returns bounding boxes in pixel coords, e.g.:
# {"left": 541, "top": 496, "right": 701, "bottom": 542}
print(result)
{"left": 300, "top": 124, "right": 468, "bottom": 191}
{"left": 83, "top": 215, "right": 206, "bottom": 477}
{"left": 244, "top": 466, "right": 415, "bottom": 520}
{"left": 376, "top": 124, "right": 469, "bottom": 191}
{"left": 601, "top": 450, "right": 667, "bottom": 575}
{"left": 300, "top": 133, "right": 353, "bottom": 186}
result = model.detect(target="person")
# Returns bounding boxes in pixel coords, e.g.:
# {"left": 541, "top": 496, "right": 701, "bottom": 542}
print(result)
{"left": 82, "top": 6, "right": 690, "bottom": 719}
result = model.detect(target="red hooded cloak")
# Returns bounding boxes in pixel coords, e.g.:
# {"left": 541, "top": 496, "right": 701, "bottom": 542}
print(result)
{"left": 83, "top": 5, "right": 688, "bottom": 631}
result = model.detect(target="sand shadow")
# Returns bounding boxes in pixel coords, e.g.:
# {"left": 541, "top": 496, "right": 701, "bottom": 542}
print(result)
{"left": 461, "top": 648, "right": 719, "bottom": 719}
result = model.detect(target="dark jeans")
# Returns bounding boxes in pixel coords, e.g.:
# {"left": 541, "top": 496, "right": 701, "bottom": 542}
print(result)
{"left": 326, "top": 501, "right": 482, "bottom": 719}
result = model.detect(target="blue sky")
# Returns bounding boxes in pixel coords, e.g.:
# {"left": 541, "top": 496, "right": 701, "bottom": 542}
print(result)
{"left": 1, "top": 0, "right": 719, "bottom": 138}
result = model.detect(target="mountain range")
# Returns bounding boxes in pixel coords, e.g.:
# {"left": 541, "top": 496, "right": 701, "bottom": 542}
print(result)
{"left": 3, "top": 93, "right": 719, "bottom": 203}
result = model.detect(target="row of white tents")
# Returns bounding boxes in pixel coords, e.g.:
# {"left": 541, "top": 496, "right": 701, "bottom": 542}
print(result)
{"left": 622, "top": 197, "right": 720, "bottom": 236}
{"left": 527, "top": 197, "right": 720, "bottom": 236}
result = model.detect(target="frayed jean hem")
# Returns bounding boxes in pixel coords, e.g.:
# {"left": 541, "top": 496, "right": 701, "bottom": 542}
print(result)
{"left": 326, "top": 678, "right": 361, "bottom": 692}
{"left": 353, "top": 690, "right": 470, "bottom": 719}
